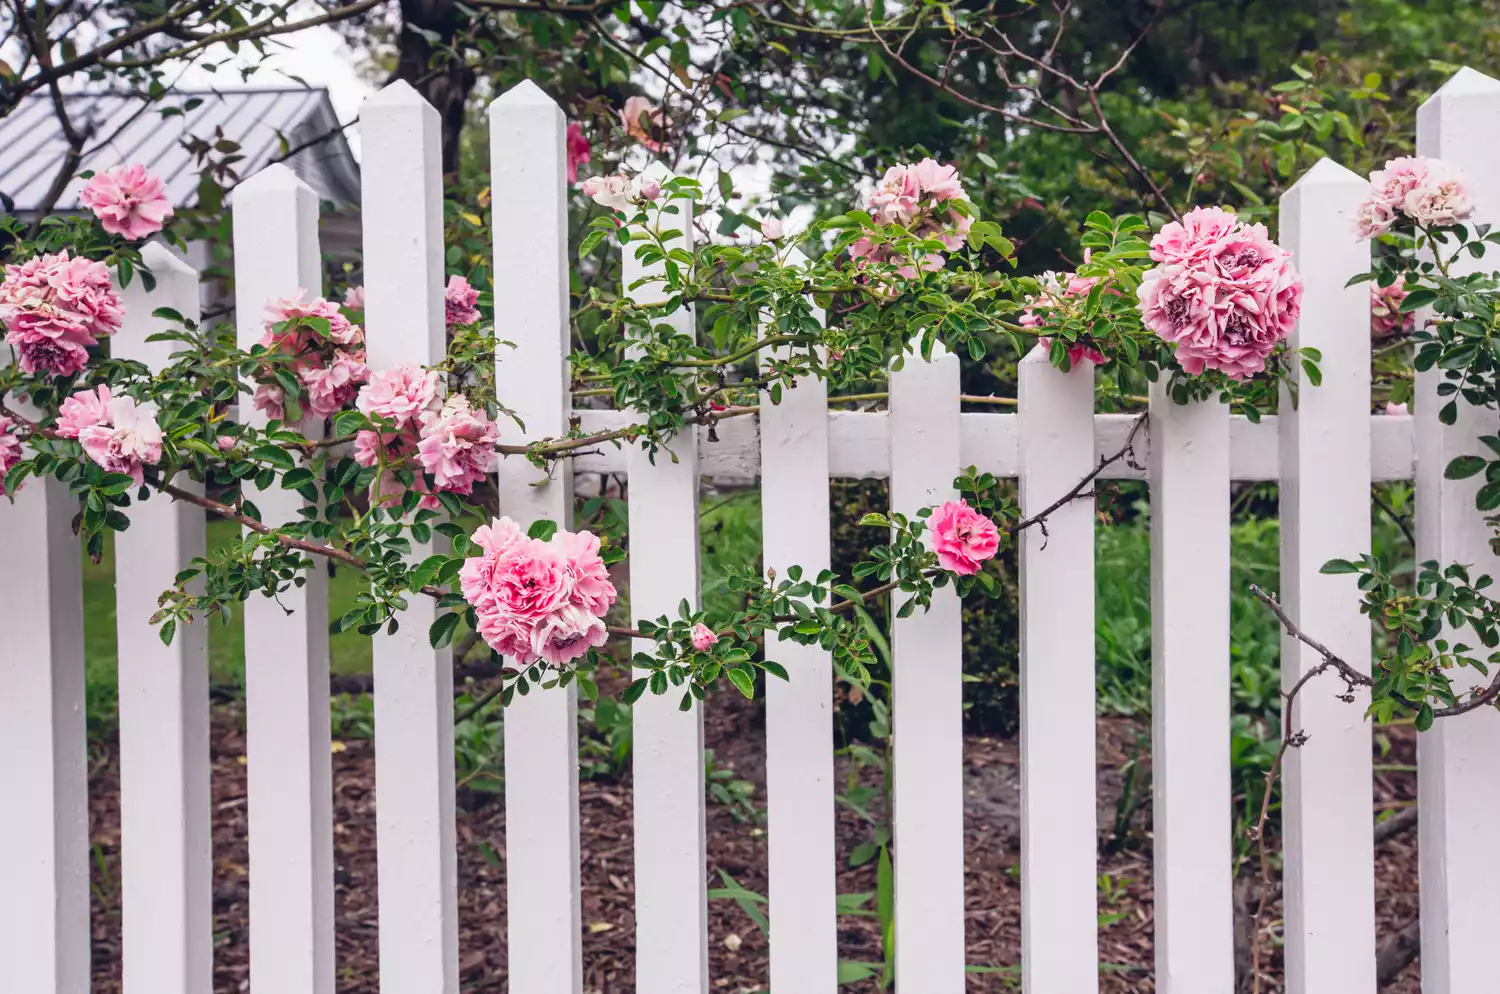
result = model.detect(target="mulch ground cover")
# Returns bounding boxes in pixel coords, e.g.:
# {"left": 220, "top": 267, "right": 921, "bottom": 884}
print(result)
{"left": 85, "top": 686, "right": 1421, "bottom": 992}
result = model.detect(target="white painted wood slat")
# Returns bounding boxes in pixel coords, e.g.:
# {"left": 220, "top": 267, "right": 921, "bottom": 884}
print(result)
{"left": 232, "top": 163, "right": 335, "bottom": 994}
{"left": 625, "top": 163, "right": 710, "bottom": 994}
{"left": 1017, "top": 346, "right": 1098, "bottom": 993}
{"left": 759, "top": 261, "right": 838, "bottom": 993}
{"left": 888, "top": 344, "right": 965, "bottom": 992}
{"left": 1414, "top": 67, "right": 1500, "bottom": 994}
{"left": 1148, "top": 387, "right": 1231, "bottom": 994}
{"left": 115, "top": 244, "right": 213, "bottom": 994}
{"left": 0, "top": 459, "right": 88, "bottom": 994}
{"left": 360, "top": 79, "right": 460, "bottom": 994}
{"left": 1277, "top": 155, "right": 1376, "bottom": 994}
{"left": 490, "top": 79, "right": 584, "bottom": 993}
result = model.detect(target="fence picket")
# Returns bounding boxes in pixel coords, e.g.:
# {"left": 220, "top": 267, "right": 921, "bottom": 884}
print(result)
{"left": 115, "top": 243, "right": 212, "bottom": 994}
{"left": 489, "top": 80, "right": 584, "bottom": 992}
{"left": 1147, "top": 387, "right": 1231, "bottom": 994}
{"left": 0, "top": 447, "right": 88, "bottom": 994}
{"left": 1017, "top": 346, "right": 1098, "bottom": 993}
{"left": 1276, "top": 156, "right": 1377, "bottom": 994}
{"left": 888, "top": 343, "right": 965, "bottom": 991}
{"left": 232, "top": 163, "right": 335, "bottom": 994}
{"left": 360, "top": 80, "right": 461, "bottom": 994}
{"left": 759, "top": 262, "right": 838, "bottom": 992}
{"left": 1414, "top": 67, "right": 1500, "bottom": 994}
{"left": 625, "top": 162, "right": 710, "bottom": 993}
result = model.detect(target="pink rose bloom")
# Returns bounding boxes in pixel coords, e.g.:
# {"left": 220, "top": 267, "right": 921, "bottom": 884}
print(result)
{"left": 215, "top": 435, "right": 236, "bottom": 452}
{"left": 459, "top": 517, "right": 527, "bottom": 609}
{"left": 761, "top": 217, "right": 785, "bottom": 241}
{"left": 582, "top": 174, "right": 633, "bottom": 212}
{"left": 1137, "top": 206, "right": 1302, "bottom": 379}
{"left": 1368, "top": 156, "right": 1430, "bottom": 212}
{"left": 0, "top": 251, "right": 123, "bottom": 376}
{"left": 56, "top": 384, "right": 112, "bottom": 438}
{"left": 869, "top": 163, "right": 923, "bottom": 225}
{"left": 343, "top": 285, "right": 365, "bottom": 311}
{"left": 1402, "top": 161, "right": 1473, "bottom": 227}
{"left": 910, "top": 158, "right": 966, "bottom": 202}
{"left": 566, "top": 121, "right": 592, "bottom": 185}
{"left": 416, "top": 395, "right": 500, "bottom": 495}
{"left": 252, "top": 384, "right": 285, "bottom": 422}
{"left": 261, "top": 291, "right": 362, "bottom": 356}
{"left": 929, "top": 499, "right": 1000, "bottom": 576}
{"left": 299, "top": 351, "right": 368, "bottom": 419}
{"left": 444, "top": 275, "right": 481, "bottom": 328}
{"left": 1371, "top": 282, "right": 1413, "bottom": 337}
{"left": 1356, "top": 156, "right": 1474, "bottom": 239}
{"left": 1385, "top": 401, "right": 1410, "bottom": 416}
{"left": 559, "top": 528, "right": 617, "bottom": 616}
{"left": 486, "top": 537, "right": 574, "bottom": 623}
{"left": 356, "top": 363, "right": 441, "bottom": 429}
{"left": 619, "top": 96, "right": 664, "bottom": 152}
{"left": 636, "top": 176, "right": 661, "bottom": 202}
{"left": 78, "top": 395, "right": 162, "bottom": 485}
{"left": 1354, "top": 197, "right": 1396, "bottom": 240}
{"left": 476, "top": 611, "right": 540, "bottom": 665}
{"left": 854, "top": 159, "right": 970, "bottom": 274}
{"left": 531, "top": 604, "right": 608, "bottom": 665}
{"left": 690, "top": 623, "right": 719, "bottom": 652}
{"left": 79, "top": 164, "right": 174, "bottom": 240}
{"left": 0, "top": 414, "right": 23, "bottom": 494}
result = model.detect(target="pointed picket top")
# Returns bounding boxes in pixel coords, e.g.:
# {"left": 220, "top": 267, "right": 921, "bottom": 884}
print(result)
{"left": 1424, "top": 65, "right": 1500, "bottom": 105}
{"left": 365, "top": 76, "right": 430, "bottom": 110}
{"left": 235, "top": 161, "right": 312, "bottom": 196}
{"left": 491, "top": 77, "right": 559, "bottom": 111}
{"left": 1286, "top": 155, "right": 1364, "bottom": 191}
{"left": 139, "top": 240, "right": 196, "bottom": 280}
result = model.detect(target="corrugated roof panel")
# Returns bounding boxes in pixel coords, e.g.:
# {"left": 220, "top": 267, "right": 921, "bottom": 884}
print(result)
{"left": 0, "top": 89, "right": 358, "bottom": 212}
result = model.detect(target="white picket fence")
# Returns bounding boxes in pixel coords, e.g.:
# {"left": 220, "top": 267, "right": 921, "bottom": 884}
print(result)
{"left": 4, "top": 67, "right": 1500, "bottom": 994}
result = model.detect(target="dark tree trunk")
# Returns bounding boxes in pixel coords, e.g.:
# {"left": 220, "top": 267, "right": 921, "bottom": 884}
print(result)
{"left": 393, "top": 0, "right": 475, "bottom": 176}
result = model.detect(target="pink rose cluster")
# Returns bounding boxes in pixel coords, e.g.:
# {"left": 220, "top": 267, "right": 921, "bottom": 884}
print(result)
{"left": 850, "top": 159, "right": 971, "bottom": 278}
{"left": 1136, "top": 206, "right": 1303, "bottom": 379}
{"left": 253, "top": 291, "right": 370, "bottom": 421}
{"left": 0, "top": 414, "right": 22, "bottom": 495}
{"left": 460, "top": 516, "right": 617, "bottom": 667}
{"left": 1355, "top": 156, "right": 1474, "bottom": 239}
{"left": 0, "top": 251, "right": 124, "bottom": 377}
{"left": 581, "top": 173, "right": 660, "bottom": 213}
{"left": 79, "top": 164, "right": 174, "bottom": 240}
{"left": 929, "top": 499, "right": 1000, "bottom": 576}
{"left": 55, "top": 384, "right": 162, "bottom": 485}
{"left": 445, "top": 275, "right": 481, "bottom": 328}
{"left": 1371, "top": 282, "right": 1413, "bottom": 337}
{"left": 1019, "top": 253, "right": 1108, "bottom": 366}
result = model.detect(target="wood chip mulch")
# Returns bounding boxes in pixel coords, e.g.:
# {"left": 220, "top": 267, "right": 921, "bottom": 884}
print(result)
{"left": 84, "top": 691, "right": 1422, "bottom": 992}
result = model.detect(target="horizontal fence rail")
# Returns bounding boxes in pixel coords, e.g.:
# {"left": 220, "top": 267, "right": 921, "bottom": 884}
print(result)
{"left": 7, "top": 65, "right": 1500, "bottom": 994}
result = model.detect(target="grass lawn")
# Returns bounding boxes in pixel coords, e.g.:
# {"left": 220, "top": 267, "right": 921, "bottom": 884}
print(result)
{"left": 82, "top": 519, "right": 373, "bottom": 722}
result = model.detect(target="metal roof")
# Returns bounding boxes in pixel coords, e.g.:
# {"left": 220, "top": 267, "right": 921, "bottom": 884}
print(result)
{"left": 0, "top": 87, "right": 361, "bottom": 213}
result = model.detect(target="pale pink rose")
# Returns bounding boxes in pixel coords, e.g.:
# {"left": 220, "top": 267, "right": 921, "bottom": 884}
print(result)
{"left": 56, "top": 384, "right": 112, "bottom": 438}
{"left": 1137, "top": 206, "right": 1302, "bottom": 379}
{"left": 531, "top": 604, "right": 608, "bottom": 665}
{"left": 415, "top": 394, "right": 500, "bottom": 495}
{"left": 299, "top": 351, "right": 368, "bottom": 419}
{"left": 356, "top": 363, "right": 441, "bottom": 429}
{"left": 261, "top": 291, "right": 362, "bottom": 357}
{"left": 910, "top": 158, "right": 966, "bottom": 202}
{"left": 1371, "top": 282, "right": 1412, "bottom": 337}
{"left": 566, "top": 121, "right": 592, "bottom": 185}
{"left": 928, "top": 499, "right": 1000, "bottom": 576}
{"left": 761, "top": 217, "right": 785, "bottom": 240}
{"left": 1354, "top": 197, "right": 1396, "bottom": 239}
{"left": 79, "top": 164, "right": 174, "bottom": 239}
{"left": 853, "top": 159, "right": 970, "bottom": 274}
{"left": 0, "top": 251, "right": 123, "bottom": 376}
{"left": 352, "top": 429, "right": 405, "bottom": 468}
{"left": 476, "top": 611, "right": 540, "bottom": 665}
{"left": 868, "top": 163, "right": 923, "bottom": 225}
{"left": 459, "top": 517, "right": 528, "bottom": 609}
{"left": 582, "top": 174, "right": 633, "bottom": 212}
{"left": 215, "top": 435, "right": 236, "bottom": 452}
{"left": 1402, "top": 161, "right": 1473, "bottom": 227}
{"left": 690, "top": 623, "right": 719, "bottom": 652}
{"left": 78, "top": 395, "right": 162, "bottom": 485}
{"left": 636, "top": 176, "right": 661, "bottom": 202}
{"left": 558, "top": 528, "right": 617, "bottom": 616}
{"left": 0, "top": 414, "right": 23, "bottom": 494}
{"left": 252, "top": 384, "right": 285, "bottom": 422}
{"left": 1368, "top": 156, "right": 1430, "bottom": 212}
{"left": 619, "top": 96, "right": 664, "bottom": 152}
{"left": 343, "top": 285, "right": 365, "bottom": 311}
{"left": 445, "top": 274, "right": 482, "bottom": 328}
{"left": 1385, "top": 401, "right": 1410, "bottom": 416}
